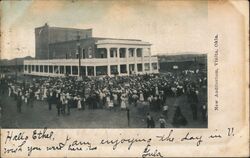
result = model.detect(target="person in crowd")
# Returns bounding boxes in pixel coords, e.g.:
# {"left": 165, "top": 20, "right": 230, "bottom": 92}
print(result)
{"left": 56, "top": 94, "right": 62, "bottom": 116}
{"left": 2, "top": 67, "right": 207, "bottom": 127}
{"left": 188, "top": 87, "right": 199, "bottom": 120}
{"left": 146, "top": 113, "right": 155, "bottom": 128}
{"left": 81, "top": 96, "right": 86, "bottom": 110}
{"left": 16, "top": 92, "right": 22, "bottom": 113}
{"left": 163, "top": 104, "right": 168, "bottom": 119}
{"left": 106, "top": 94, "right": 110, "bottom": 109}
{"left": 159, "top": 115, "right": 167, "bottom": 128}
{"left": 61, "top": 93, "right": 66, "bottom": 115}
{"left": 202, "top": 103, "right": 207, "bottom": 122}
{"left": 77, "top": 95, "right": 82, "bottom": 110}
{"left": 120, "top": 94, "right": 127, "bottom": 110}
{"left": 108, "top": 98, "right": 114, "bottom": 110}
{"left": 172, "top": 106, "right": 188, "bottom": 127}
{"left": 113, "top": 92, "right": 118, "bottom": 111}
{"left": 139, "top": 91, "right": 144, "bottom": 102}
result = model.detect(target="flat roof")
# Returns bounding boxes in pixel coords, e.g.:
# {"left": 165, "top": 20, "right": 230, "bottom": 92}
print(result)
{"left": 49, "top": 37, "right": 147, "bottom": 45}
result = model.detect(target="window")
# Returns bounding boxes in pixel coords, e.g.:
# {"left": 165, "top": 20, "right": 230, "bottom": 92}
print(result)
{"left": 28, "top": 65, "right": 31, "bottom": 73}
{"left": 129, "top": 48, "right": 134, "bottom": 57}
{"left": 54, "top": 66, "right": 59, "bottom": 74}
{"left": 111, "top": 65, "right": 118, "bottom": 75}
{"left": 60, "top": 66, "right": 64, "bottom": 74}
{"left": 129, "top": 64, "right": 135, "bottom": 74}
{"left": 35, "top": 65, "right": 39, "bottom": 72}
{"left": 144, "top": 63, "right": 150, "bottom": 71}
{"left": 120, "top": 65, "right": 127, "bottom": 73}
{"left": 40, "top": 65, "right": 43, "bottom": 72}
{"left": 110, "top": 48, "right": 118, "bottom": 58}
{"left": 66, "top": 66, "right": 71, "bottom": 74}
{"left": 137, "top": 64, "right": 142, "bottom": 72}
{"left": 44, "top": 65, "right": 48, "bottom": 73}
{"left": 32, "top": 65, "right": 35, "bottom": 72}
{"left": 129, "top": 64, "right": 135, "bottom": 71}
{"left": 119, "top": 48, "right": 126, "bottom": 58}
{"left": 87, "top": 66, "right": 94, "bottom": 76}
{"left": 136, "top": 48, "right": 142, "bottom": 57}
{"left": 80, "top": 66, "right": 86, "bottom": 76}
{"left": 152, "top": 63, "right": 158, "bottom": 70}
{"left": 72, "top": 66, "right": 78, "bottom": 75}
{"left": 96, "top": 66, "right": 107, "bottom": 76}
{"left": 24, "top": 65, "right": 27, "bottom": 71}
{"left": 49, "top": 66, "right": 53, "bottom": 73}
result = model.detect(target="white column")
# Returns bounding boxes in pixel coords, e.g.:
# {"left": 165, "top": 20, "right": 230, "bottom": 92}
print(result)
{"left": 142, "top": 48, "right": 145, "bottom": 74}
{"left": 134, "top": 48, "right": 138, "bottom": 74}
{"left": 149, "top": 47, "right": 152, "bottom": 73}
{"left": 70, "top": 66, "right": 72, "bottom": 75}
{"left": 117, "top": 48, "right": 120, "bottom": 75}
{"left": 107, "top": 47, "right": 111, "bottom": 76}
{"left": 94, "top": 66, "right": 96, "bottom": 76}
{"left": 85, "top": 66, "right": 87, "bottom": 76}
{"left": 126, "top": 48, "right": 129, "bottom": 75}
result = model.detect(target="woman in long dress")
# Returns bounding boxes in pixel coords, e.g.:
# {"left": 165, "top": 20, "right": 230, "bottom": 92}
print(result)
{"left": 139, "top": 91, "right": 144, "bottom": 102}
{"left": 106, "top": 95, "right": 110, "bottom": 109}
{"left": 24, "top": 91, "right": 28, "bottom": 104}
{"left": 120, "top": 94, "right": 126, "bottom": 109}
{"left": 77, "top": 96, "right": 82, "bottom": 110}
{"left": 108, "top": 98, "right": 114, "bottom": 110}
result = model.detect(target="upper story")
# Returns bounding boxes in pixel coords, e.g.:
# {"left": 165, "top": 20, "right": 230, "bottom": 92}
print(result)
{"left": 48, "top": 37, "right": 153, "bottom": 60}
{"left": 35, "top": 24, "right": 154, "bottom": 61}
{"left": 35, "top": 23, "right": 92, "bottom": 59}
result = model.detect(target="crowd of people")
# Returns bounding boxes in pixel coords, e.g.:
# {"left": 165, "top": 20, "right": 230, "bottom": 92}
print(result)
{"left": 0, "top": 68, "right": 207, "bottom": 128}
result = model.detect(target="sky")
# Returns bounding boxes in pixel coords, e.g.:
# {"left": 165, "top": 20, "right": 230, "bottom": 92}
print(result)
{"left": 1, "top": 0, "right": 208, "bottom": 59}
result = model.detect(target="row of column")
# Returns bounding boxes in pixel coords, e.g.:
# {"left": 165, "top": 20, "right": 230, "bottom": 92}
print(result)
{"left": 105, "top": 47, "right": 150, "bottom": 76}
{"left": 25, "top": 63, "right": 154, "bottom": 77}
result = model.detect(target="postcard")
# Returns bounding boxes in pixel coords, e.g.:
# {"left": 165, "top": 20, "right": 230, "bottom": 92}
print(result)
{"left": 0, "top": 0, "right": 249, "bottom": 157}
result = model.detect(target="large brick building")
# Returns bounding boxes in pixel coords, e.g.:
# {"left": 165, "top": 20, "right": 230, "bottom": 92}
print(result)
{"left": 35, "top": 23, "right": 92, "bottom": 59}
{"left": 24, "top": 24, "right": 159, "bottom": 77}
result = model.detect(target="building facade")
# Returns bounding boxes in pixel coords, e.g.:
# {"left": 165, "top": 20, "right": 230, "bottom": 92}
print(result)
{"left": 35, "top": 23, "right": 92, "bottom": 59}
{"left": 24, "top": 25, "right": 159, "bottom": 77}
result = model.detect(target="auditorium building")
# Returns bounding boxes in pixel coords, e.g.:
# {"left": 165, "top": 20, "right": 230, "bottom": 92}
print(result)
{"left": 24, "top": 23, "right": 159, "bottom": 77}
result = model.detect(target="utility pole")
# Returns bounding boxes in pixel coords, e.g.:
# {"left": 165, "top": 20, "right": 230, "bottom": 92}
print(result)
{"left": 77, "top": 35, "right": 81, "bottom": 77}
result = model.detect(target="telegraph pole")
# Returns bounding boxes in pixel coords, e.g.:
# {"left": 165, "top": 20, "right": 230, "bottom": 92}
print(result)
{"left": 77, "top": 35, "right": 81, "bottom": 77}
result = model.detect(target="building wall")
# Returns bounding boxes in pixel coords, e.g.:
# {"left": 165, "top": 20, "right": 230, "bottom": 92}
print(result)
{"left": 35, "top": 24, "right": 50, "bottom": 59}
{"left": 35, "top": 23, "right": 92, "bottom": 59}
{"left": 48, "top": 38, "right": 100, "bottom": 59}
{"left": 49, "top": 27, "right": 92, "bottom": 44}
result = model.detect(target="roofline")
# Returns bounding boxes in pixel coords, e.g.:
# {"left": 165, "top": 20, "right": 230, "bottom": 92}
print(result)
{"left": 35, "top": 25, "right": 92, "bottom": 31}
{"left": 49, "top": 27, "right": 92, "bottom": 31}
{"left": 49, "top": 37, "right": 147, "bottom": 45}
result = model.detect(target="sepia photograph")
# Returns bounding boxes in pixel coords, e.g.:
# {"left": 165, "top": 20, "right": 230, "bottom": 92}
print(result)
{"left": 0, "top": 1, "right": 208, "bottom": 129}
{"left": 0, "top": 0, "right": 248, "bottom": 157}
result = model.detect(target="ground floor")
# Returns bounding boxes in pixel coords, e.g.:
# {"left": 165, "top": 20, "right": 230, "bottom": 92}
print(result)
{"left": 23, "top": 58, "right": 159, "bottom": 77}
